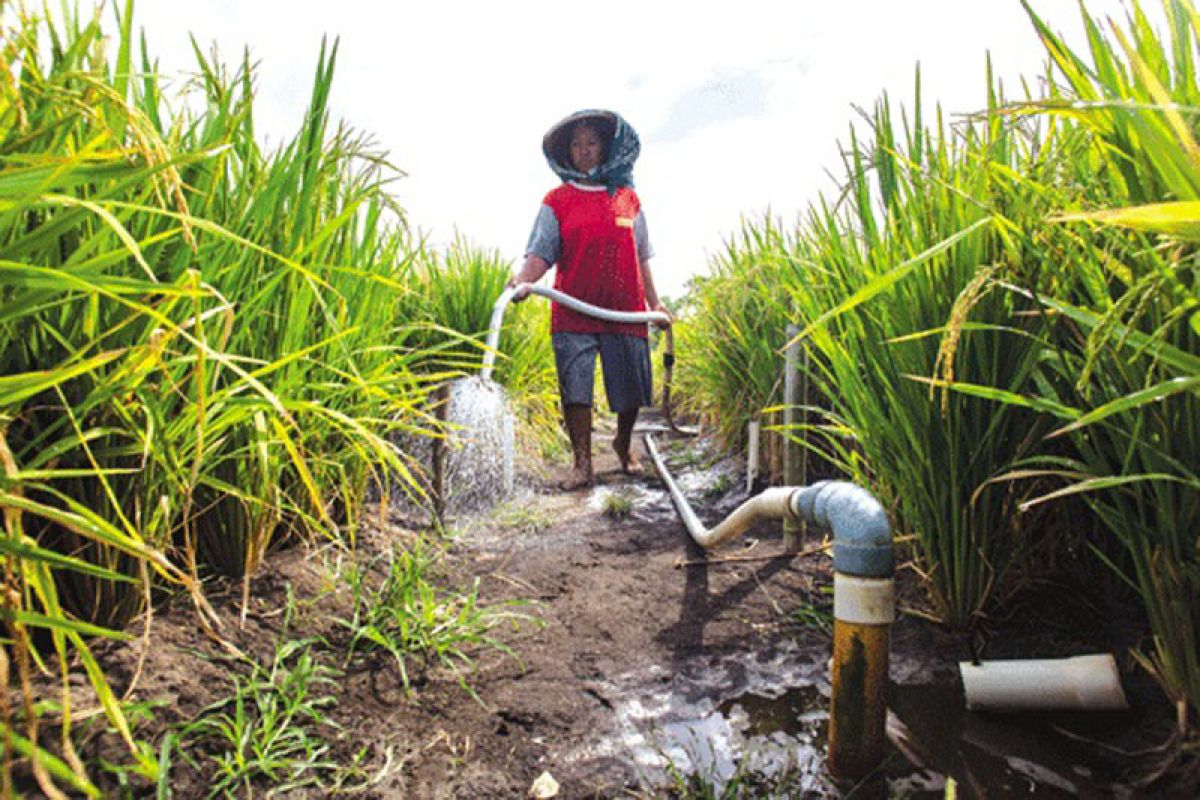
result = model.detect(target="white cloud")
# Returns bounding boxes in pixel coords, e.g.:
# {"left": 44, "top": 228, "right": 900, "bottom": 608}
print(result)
{"left": 120, "top": 0, "right": 1137, "bottom": 296}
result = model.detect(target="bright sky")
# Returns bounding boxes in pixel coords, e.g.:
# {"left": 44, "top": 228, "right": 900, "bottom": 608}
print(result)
{"left": 120, "top": 0, "right": 1134, "bottom": 297}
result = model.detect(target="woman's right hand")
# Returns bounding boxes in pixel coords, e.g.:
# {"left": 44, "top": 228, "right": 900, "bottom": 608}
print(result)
{"left": 506, "top": 277, "right": 532, "bottom": 302}
{"left": 508, "top": 255, "right": 550, "bottom": 302}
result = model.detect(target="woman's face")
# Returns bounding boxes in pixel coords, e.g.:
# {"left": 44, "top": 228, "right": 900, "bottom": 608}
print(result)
{"left": 569, "top": 124, "right": 604, "bottom": 173}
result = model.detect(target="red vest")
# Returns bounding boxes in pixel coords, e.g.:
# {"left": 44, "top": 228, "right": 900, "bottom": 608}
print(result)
{"left": 545, "top": 184, "right": 647, "bottom": 338}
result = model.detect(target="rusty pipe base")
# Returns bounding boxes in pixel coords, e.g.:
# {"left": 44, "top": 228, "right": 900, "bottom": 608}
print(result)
{"left": 829, "top": 620, "right": 890, "bottom": 781}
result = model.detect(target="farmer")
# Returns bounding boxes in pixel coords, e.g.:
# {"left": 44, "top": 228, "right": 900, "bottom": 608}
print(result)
{"left": 508, "top": 109, "right": 671, "bottom": 490}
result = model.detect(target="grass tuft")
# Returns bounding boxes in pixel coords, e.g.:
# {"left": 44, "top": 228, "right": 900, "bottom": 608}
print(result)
{"left": 334, "top": 538, "right": 539, "bottom": 700}
{"left": 602, "top": 491, "right": 635, "bottom": 519}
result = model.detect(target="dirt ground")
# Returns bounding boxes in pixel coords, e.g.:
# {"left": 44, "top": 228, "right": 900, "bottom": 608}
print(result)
{"left": 44, "top": 412, "right": 1190, "bottom": 798}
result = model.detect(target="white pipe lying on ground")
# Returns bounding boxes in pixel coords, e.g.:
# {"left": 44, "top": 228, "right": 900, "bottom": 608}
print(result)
{"left": 959, "top": 653, "right": 1129, "bottom": 712}
{"left": 644, "top": 433, "right": 796, "bottom": 548}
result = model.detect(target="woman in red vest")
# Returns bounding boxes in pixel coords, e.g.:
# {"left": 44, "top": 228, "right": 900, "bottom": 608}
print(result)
{"left": 509, "top": 110, "right": 671, "bottom": 490}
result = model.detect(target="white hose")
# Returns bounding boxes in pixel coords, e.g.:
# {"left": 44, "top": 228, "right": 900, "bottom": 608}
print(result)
{"left": 481, "top": 284, "right": 671, "bottom": 381}
{"left": 644, "top": 433, "right": 800, "bottom": 548}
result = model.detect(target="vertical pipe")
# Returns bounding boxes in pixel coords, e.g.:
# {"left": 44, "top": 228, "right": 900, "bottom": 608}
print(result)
{"left": 788, "top": 482, "right": 893, "bottom": 782}
{"left": 648, "top": 463, "right": 895, "bottom": 779}
{"left": 431, "top": 383, "right": 450, "bottom": 523}
{"left": 746, "top": 419, "right": 760, "bottom": 494}
{"left": 782, "top": 324, "right": 801, "bottom": 550}
{"left": 829, "top": 576, "right": 892, "bottom": 780}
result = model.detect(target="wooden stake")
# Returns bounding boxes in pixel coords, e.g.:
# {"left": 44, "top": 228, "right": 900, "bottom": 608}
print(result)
{"left": 783, "top": 323, "right": 802, "bottom": 550}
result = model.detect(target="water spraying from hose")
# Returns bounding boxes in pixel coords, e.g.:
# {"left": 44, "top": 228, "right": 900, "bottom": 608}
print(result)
{"left": 418, "top": 284, "right": 677, "bottom": 517}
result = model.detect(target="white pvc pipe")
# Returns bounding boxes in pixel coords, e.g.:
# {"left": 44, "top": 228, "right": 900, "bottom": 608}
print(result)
{"left": 481, "top": 284, "right": 671, "bottom": 381}
{"left": 645, "top": 431, "right": 895, "bottom": 782}
{"left": 644, "top": 433, "right": 797, "bottom": 548}
{"left": 833, "top": 574, "right": 895, "bottom": 625}
{"left": 959, "top": 654, "right": 1128, "bottom": 712}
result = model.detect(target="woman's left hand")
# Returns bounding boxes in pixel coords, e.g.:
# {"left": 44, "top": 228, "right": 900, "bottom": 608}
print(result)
{"left": 651, "top": 302, "right": 673, "bottom": 328}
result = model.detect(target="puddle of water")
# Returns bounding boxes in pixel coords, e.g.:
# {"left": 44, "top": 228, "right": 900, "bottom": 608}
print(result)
{"left": 563, "top": 645, "right": 838, "bottom": 795}
{"left": 670, "top": 462, "right": 739, "bottom": 507}
{"left": 564, "top": 649, "right": 1136, "bottom": 797}
{"left": 718, "top": 685, "right": 827, "bottom": 739}
{"left": 499, "top": 429, "right": 1138, "bottom": 796}
{"left": 587, "top": 484, "right": 675, "bottom": 521}
{"left": 888, "top": 682, "right": 1135, "bottom": 798}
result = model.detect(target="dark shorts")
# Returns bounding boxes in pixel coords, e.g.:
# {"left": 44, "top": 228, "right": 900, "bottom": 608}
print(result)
{"left": 552, "top": 332, "right": 653, "bottom": 414}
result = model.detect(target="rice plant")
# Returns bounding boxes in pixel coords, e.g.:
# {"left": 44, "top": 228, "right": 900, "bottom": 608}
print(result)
{"left": 409, "top": 238, "right": 561, "bottom": 455}
{"left": 898, "top": 0, "right": 1200, "bottom": 765}
{"left": 2, "top": 5, "right": 224, "bottom": 794}
{"left": 794, "top": 112, "right": 1060, "bottom": 627}
{"left": 685, "top": 77, "right": 1057, "bottom": 629}
{"left": 992, "top": 0, "right": 1200, "bottom": 764}
{"left": 679, "top": 0, "right": 1199, "bottom": 774}
{"left": 674, "top": 222, "right": 794, "bottom": 468}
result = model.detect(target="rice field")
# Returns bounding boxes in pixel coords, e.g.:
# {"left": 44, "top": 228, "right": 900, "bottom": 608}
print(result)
{"left": 1, "top": 0, "right": 1197, "bottom": 795}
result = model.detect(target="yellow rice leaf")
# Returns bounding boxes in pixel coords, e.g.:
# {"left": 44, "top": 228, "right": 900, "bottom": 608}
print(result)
{"left": 1053, "top": 201, "right": 1200, "bottom": 240}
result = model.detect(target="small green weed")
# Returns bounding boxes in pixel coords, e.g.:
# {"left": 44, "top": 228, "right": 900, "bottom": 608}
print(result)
{"left": 702, "top": 473, "right": 733, "bottom": 499}
{"left": 25, "top": 697, "right": 169, "bottom": 798}
{"left": 793, "top": 583, "right": 835, "bottom": 634}
{"left": 336, "top": 538, "right": 538, "bottom": 700}
{"left": 495, "top": 503, "right": 554, "bottom": 534}
{"left": 652, "top": 748, "right": 813, "bottom": 799}
{"left": 666, "top": 440, "right": 722, "bottom": 472}
{"left": 91, "top": 700, "right": 171, "bottom": 795}
{"left": 794, "top": 600, "right": 833, "bottom": 635}
{"left": 538, "top": 431, "right": 571, "bottom": 463}
{"left": 178, "top": 637, "right": 343, "bottom": 798}
{"left": 603, "top": 491, "right": 634, "bottom": 519}
{"left": 668, "top": 447, "right": 708, "bottom": 470}
{"left": 171, "top": 591, "right": 357, "bottom": 797}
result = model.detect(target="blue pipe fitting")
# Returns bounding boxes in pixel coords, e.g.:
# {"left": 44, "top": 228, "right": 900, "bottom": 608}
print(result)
{"left": 789, "top": 481, "right": 892, "bottom": 578}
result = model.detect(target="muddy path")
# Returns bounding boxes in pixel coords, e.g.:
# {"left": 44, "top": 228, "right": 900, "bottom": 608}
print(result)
{"left": 422, "top": 420, "right": 838, "bottom": 797}
{"left": 74, "top": 411, "right": 1182, "bottom": 799}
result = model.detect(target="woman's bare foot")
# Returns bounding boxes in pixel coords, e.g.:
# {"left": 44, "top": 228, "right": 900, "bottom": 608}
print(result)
{"left": 559, "top": 465, "right": 594, "bottom": 491}
{"left": 614, "top": 409, "right": 642, "bottom": 475}
{"left": 612, "top": 439, "right": 642, "bottom": 474}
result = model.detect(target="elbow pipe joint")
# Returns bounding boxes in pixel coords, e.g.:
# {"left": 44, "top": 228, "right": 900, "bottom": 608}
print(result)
{"left": 789, "top": 481, "right": 892, "bottom": 578}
